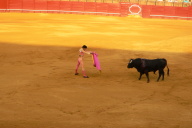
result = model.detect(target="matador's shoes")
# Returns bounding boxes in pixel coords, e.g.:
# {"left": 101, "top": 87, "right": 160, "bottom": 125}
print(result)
{"left": 75, "top": 73, "right": 79, "bottom": 75}
{"left": 83, "top": 76, "right": 89, "bottom": 78}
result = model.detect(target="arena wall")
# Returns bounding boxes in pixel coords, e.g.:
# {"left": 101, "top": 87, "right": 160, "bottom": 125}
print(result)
{"left": 0, "top": 0, "right": 192, "bottom": 20}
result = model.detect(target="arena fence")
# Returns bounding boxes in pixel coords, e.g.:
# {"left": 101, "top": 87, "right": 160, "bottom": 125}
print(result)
{"left": 0, "top": 0, "right": 192, "bottom": 20}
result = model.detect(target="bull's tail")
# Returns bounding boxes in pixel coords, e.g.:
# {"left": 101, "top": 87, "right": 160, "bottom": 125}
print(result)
{"left": 163, "top": 58, "right": 169, "bottom": 76}
{"left": 167, "top": 64, "right": 169, "bottom": 76}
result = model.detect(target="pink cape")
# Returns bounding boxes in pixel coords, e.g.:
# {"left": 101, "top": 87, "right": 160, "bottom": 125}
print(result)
{"left": 92, "top": 53, "right": 101, "bottom": 71}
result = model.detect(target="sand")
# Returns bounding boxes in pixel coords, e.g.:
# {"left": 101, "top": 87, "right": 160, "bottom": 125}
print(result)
{"left": 0, "top": 13, "right": 192, "bottom": 128}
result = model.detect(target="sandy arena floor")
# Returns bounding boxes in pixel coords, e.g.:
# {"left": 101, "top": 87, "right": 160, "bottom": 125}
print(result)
{"left": 0, "top": 13, "right": 192, "bottom": 128}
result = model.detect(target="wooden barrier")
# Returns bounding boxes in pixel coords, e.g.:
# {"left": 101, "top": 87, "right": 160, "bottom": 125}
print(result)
{"left": 144, "top": 5, "right": 192, "bottom": 20}
{"left": 0, "top": 0, "right": 192, "bottom": 20}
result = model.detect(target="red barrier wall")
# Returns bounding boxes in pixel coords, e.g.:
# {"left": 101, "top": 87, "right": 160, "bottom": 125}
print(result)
{"left": 0, "top": 0, "right": 192, "bottom": 20}
{"left": 143, "top": 5, "right": 192, "bottom": 20}
{"left": 0, "top": 0, "right": 133, "bottom": 16}
{"left": 8, "top": 0, "right": 22, "bottom": 12}
{"left": 35, "top": 0, "right": 47, "bottom": 12}
{"left": 189, "top": 6, "right": 192, "bottom": 17}
{"left": 60, "top": 1, "right": 71, "bottom": 12}
{"left": 23, "top": 0, "right": 34, "bottom": 11}
{"left": 0, "top": 0, "right": 7, "bottom": 12}
{"left": 142, "top": 5, "right": 152, "bottom": 18}
{"left": 120, "top": 3, "right": 142, "bottom": 16}
{"left": 164, "top": 6, "right": 175, "bottom": 19}
{"left": 85, "top": 2, "right": 96, "bottom": 13}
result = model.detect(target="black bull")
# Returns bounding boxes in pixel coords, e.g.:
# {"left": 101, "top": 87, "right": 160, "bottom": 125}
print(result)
{"left": 127, "top": 58, "right": 169, "bottom": 83}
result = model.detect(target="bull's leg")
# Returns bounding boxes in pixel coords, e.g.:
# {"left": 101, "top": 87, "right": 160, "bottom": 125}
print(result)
{"left": 139, "top": 72, "right": 143, "bottom": 80}
{"left": 145, "top": 71, "right": 150, "bottom": 83}
{"left": 157, "top": 69, "right": 163, "bottom": 82}
{"left": 162, "top": 70, "right": 165, "bottom": 81}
